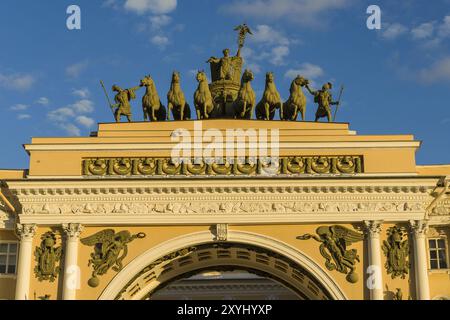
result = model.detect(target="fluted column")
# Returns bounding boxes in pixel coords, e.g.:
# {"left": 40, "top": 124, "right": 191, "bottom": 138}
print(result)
{"left": 62, "top": 223, "right": 83, "bottom": 300}
{"left": 409, "top": 220, "right": 430, "bottom": 300}
{"left": 15, "top": 223, "right": 37, "bottom": 300}
{"left": 363, "top": 220, "right": 383, "bottom": 300}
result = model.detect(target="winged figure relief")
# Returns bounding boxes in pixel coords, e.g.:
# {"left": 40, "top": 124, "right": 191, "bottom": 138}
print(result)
{"left": 297, "top": 225, "right": 364, "bottom": 283}
{"left": 81, "top": 229, "right": 146, "bottom": 287}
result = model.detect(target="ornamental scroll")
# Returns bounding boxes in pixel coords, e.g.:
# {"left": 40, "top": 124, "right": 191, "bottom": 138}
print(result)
{"left": 82, "top": 156, "right": 363, "bottom": 176}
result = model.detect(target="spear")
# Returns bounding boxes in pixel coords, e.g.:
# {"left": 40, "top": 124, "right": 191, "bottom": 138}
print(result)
{"left": 100, "top": 80, "right": 115, "bottom": 117}
{"left": 333, "top": 85, "right": 344, "bottom": 122}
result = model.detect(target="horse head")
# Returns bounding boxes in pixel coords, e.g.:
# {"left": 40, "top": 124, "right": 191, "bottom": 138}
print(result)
{"left": 294, "top": 75, "right": 309, "bottom": 87}
{"left": 196, "top": 70, "right": 206, "bottom": 82}
{"left": 171, "top": 71, "right": 181, "bottom": 83}
{"left": 242, "top": 69, "right": 254, "bottom": 83}
{"left": 140, "top": 75, "right": 154, "bottom": 88}
{"left": 265, "top": 72, "right": 274, "bottom": 84}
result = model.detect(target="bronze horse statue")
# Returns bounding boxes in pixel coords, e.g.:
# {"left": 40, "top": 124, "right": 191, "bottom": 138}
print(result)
{"left": 233, "top": 69, "right": 256, "bottom": 119}
{"left": 167, "top": 71, "right": 191, "bottom": 120}
{"left": 140, "top": 75, "right": 166, "bottom": 121}
{"left": 282, "top": 75, "right": 309, "bottom": 121}
{"left": 255, "top": 72, "right": 282, "bottom": 120}
{"left": 194, "top": 70, "right": 215, "bottom": 119}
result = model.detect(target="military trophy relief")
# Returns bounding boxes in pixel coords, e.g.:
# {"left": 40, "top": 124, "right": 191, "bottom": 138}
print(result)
{"left": 34, "top": 232, "right": 62, "bottom": 282}
{"left": 82, "top": 155, "right": 363, "bottom": 177}
{"left": 99, "top": 23, "right": 344, "bottom": 123}
{"left": 80, "top": 229, "right": 146, "bottom": 288}
{"left": 382, "top": 226, "right": 409, "bottom": 279}
{"left": 297, "top": 225, "right": 364, "bottom": 283}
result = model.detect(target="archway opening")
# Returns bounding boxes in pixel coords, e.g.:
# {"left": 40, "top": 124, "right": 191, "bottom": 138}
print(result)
{"left": 113, "top": 242, "right": 335, "bottom": 300}
{"left": 149, "top": 268, "right": 301, "bottom": 300}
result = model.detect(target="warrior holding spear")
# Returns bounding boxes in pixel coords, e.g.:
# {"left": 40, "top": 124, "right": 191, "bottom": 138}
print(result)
{"left": 305, "top": 82, "right": 344, "bottom": 122}
{"left": 100, "top": 80, "right": 140, "bottom": 123}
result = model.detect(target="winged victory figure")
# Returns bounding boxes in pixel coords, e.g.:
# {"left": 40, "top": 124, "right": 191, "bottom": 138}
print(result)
{"left": 81, "top": 229, "right": 146, "bottom": 287}
{"left": 297, "top": 225, "right": 364, "bottom": 283}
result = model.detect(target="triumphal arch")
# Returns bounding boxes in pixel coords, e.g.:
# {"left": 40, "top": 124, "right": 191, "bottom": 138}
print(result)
{"left": 0, "top": 26, "right": 449, "bottom": 300}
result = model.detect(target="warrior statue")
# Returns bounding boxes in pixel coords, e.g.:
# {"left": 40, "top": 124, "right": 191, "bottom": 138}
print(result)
{"left": 305, "top": 82, "right": 340, "bottom": 122}
{"left": 207, "top": 48, "right": 240, "bottom": 82}
{"left": 111, "top": 84, "right": 140, "bottom": 122}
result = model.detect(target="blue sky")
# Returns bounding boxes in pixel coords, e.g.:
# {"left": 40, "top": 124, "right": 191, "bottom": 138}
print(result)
{"left": 0, "top": 0, "right": 449, "bottom": 169}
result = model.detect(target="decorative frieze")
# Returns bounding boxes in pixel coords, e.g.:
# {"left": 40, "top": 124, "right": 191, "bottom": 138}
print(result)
{"left": 82, "top": 156, "right": 364, "bottom": 177}
{"left": 20, "top": 200, "right": 426, "bottom": 215}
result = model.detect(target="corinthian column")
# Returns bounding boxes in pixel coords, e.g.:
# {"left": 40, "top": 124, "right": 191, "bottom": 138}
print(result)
{"left": 62, "top": 223, "right": 83, "bottom": 300}
{"left": 15, "top": 223, "right": 37, "bottom": 300}
{"left": 363, "top": 220, "right": 383, "bottom": 300}
{"left": 409, "top": 220, "right": 430, "bottom": 300}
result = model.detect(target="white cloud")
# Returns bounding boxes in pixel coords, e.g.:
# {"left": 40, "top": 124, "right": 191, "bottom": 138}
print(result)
{"left": 48, "top": 107, "right": 75, "bottom": 122}
{"left": 59, "top": 123, "right": 81, "bottom": 136}
{"left": 10, "top": 104, "right": 28, "bottom": 111}
{"left": 76, "top": 116, "right": 95, "bottom": 128}
{"left": 72, "top": 99, "right": 94, "bottom": 113}
{"left": 72, "top": 88, "right": 90, "bottom": 99}
{"left": 36, "top": 97, "right": 50, "bottom": 106}
{"left": 65, "top": 61, "right": 89, "bottom": 78}
{"left": 250, "top": 24, "right": 290, "bottom": 46}
{"left": 150, "top": 14, "right": 172, "bottom": 30}
{"left": 125, "top": 0, "right": 177, "bottom": 15}
{"left": 0, "top": 72, "right": 35, "bottom": 91}
{"left": 221, "top": 0, "right": 351, "bottom": 26}
{"left": 382, "top": 23, "right": 408, "bottom": 40}
{"left": 285, "top": 63, "right": 324, "bottom": 80}
{"left": 151, "top": 35, "right": 170, "bottom": 49}
{"left": 411, "top": 22, "right": 435, "bottom": 39}
{"left": 48, "top": 99, "right": 95, "bottom": 136}
{"left": 437, "top": 15, "right": 450, "bottom": 38}
{"left": 242, "top": 26, "right": 293, "bottom": 67}
{"left": 270, "top": 45, "right": 289, "bottom": 66}
{"left": 418, "top": 56, "right": 450, "bottom": 84}
{"left": 17, "top": 114, "right": 31, "bottom": 120}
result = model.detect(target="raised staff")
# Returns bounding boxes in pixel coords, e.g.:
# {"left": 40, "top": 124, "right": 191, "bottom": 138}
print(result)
{"left": 333, "top": 85, "right": 345, "bottom": 122}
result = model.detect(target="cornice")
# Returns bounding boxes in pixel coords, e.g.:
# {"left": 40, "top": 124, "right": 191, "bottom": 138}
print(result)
{"left": 7, "top": 183, "right": 434, "bottom": 197}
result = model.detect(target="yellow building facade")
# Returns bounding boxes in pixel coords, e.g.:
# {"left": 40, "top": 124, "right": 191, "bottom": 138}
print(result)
{"left": 0, "top": 120, "right": 449, "bottom": 300}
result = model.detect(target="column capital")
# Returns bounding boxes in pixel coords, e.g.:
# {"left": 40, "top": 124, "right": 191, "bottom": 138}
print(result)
{"left": 409, "top": 220, "right": 429, "bottom": 237}
{"left": 62, "top": 223, "right": 83, "bottom": 239}
{"left": 363, "top": 220, "right": 383, "bottom": 237}
{"left": 15, "top": 223, "right": 37, "bottom": 241}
